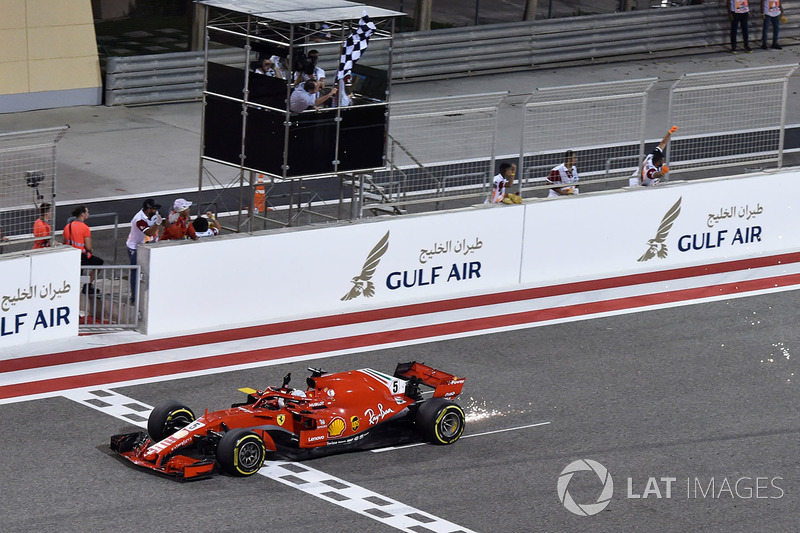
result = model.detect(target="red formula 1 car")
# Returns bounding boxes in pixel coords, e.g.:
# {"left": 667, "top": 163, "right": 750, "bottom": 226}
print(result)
{"left": 110, "top": 361, "right": 466, "bottom": 479}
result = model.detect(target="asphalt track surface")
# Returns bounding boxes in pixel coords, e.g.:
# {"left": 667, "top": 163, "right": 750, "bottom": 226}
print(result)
{"left": 3, "top": 287, "right": 799, "bottom": 533}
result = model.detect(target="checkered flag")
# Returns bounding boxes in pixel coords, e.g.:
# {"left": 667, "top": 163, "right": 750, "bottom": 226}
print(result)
{"left": 336, "top": 11, "right": 376, "bottom": 82}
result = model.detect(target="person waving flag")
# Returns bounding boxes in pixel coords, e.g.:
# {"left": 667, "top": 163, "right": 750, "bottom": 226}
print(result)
{"left": 336, "top": 11, "right": 376, "bottom": 83}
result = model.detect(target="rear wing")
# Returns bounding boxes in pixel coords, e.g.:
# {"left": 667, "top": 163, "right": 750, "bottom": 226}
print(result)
{"left": 394, "top": 361, "right": 465, "bottom": 399}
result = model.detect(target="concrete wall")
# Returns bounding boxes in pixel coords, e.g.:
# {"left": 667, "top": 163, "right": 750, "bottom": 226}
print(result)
{"left": 138, "top": 170, "right": 800, "bottom": 337}
{"left": 0, "top": 246, "right": 80, "bottom": 348}
{"left": 0, "top": 0, "right": 102, "bottom": 113}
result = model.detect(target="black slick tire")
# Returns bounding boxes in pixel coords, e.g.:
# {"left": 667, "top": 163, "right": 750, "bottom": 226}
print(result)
{"left": 147, "top": 400, "right": 195, "bottom": 442}
{"left": 416, "top": 398, "right": 465, "bottom": 445}
{"left": 216, "top": 428, "right": 266, "bottom": 477}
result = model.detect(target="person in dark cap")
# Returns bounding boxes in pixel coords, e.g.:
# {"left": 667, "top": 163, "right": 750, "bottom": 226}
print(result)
{"left": 126, "top": 198, "right": 163, "bottom": 301}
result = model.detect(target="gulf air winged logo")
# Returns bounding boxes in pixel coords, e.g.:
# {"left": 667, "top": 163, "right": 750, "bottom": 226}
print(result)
{"left": 637, "top": 197, "right": 682, "bottom": 262}
{"left": 341, "top": 231, "right": 390, "bottom": 301}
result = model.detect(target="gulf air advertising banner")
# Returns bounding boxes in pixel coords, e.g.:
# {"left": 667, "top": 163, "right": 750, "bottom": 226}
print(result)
{"left": 0, "top": 246, "right": 81, "bottom": 348}
{"left": 143, "top": 206, "right": 525, "bottom": 334}
{"left": 520, "top": 171, "right": 800, "bottom": 285}
{"left": 332, "top": 207, "right": 523, "bottom": 306}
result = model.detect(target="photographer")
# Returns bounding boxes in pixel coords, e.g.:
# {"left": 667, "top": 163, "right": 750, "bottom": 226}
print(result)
{"left": 292, "top": 49, "right": 325, "bottom": 90}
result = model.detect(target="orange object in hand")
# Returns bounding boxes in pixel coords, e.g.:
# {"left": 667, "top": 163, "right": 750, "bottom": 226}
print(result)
{"left": 669, "top": 126, "right": 678, "bottom": 134}
{"left": 661, "top": 165, "right": 669, "bottom": 174}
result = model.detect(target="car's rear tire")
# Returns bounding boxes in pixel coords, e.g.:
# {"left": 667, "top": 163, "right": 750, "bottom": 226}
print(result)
{"left": 216, "top": 428, "right": 266, "bottom": 477}
{"left": 416, "top": 398, "right": 465, "bottom": 445}
{"left": 147, "top": 401, "right": 195, "bottom": 442}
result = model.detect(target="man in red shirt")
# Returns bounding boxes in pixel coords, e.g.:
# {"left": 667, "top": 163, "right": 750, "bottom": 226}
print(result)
{"left": 161, "top": 198, "right": 198, "bottom": 241}
{"left": 32, "top": 202, "right": 52, "bottom": 249}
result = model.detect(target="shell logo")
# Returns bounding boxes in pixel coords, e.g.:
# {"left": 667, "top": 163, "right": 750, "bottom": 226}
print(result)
{"left": 328, "top": 417, "right": 346, "bottom": 437}
{"left": 350, "top": 416, "right": 360, "bottom": 432}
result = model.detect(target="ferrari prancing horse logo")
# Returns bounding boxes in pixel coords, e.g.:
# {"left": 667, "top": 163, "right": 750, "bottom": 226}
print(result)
{"left": 277, "top": 414, "right": 285, "bottom": 426}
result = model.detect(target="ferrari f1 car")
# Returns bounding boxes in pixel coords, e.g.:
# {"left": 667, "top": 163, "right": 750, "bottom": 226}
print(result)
{"left": 110, "top": 361, "right": 466, "bottom": 479}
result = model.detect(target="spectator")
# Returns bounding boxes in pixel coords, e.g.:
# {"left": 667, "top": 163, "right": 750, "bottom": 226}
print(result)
{"left": 255, "top": 58, "right": 279, "bottom": 77}
{"left": 126, "top": 198, "right": 163, "bottom": 300}
{"left": 307, "top": 49, "right": 326, "bottom": 88}
{"left": 632, "top": 127, "right": 676, "bottom": 187}
{"left": 546, "top": 150, "right": 580, "bottom": 198}
{"left": 491, "top": 162, "right": 522, "bottom": 204}
{"left": 161, "top": 198, "right": 197, "bottom": 241}
{"left": 729, "top": 0, "right": 752, "bottom": 53}
{"left": 290, "top": 80, "right": 337, "bottom": 113}
{"left": 63, "top": 206, "right": 103, "bottom": 293}
{"left": 292, "top": 49, "right": 326, "bottom": 90}
{"left": 32, "top": 202, "right": 52, "bottom": 249}
{"left": 761, "top": 0, "right": 783, "bottom": 49}
{"left": 192, "top": 211, "right": 221, "bottom": 238}
{"left": 331, "top": 76, "right": 354, "bottom": 108}
{"left": 270, "top": 55, "right": 290, "bottom": 80}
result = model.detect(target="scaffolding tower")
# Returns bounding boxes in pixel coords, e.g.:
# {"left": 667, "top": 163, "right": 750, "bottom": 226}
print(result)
{"left": 195, "top": 0, "right": 403, "bottom": 231}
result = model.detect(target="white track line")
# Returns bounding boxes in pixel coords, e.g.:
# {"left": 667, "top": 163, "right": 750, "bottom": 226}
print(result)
{"left": 371, "top": 421, "right": 552, "bottom": 453}
{"left": 6, "top": 264, "right": 800, "bottom": 390}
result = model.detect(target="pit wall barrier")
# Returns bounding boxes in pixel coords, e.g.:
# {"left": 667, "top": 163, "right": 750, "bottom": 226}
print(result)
{"left": 139, "top": 170, "right": 800, "bottom": 337}
{"left": 0, "top": 247, "right": 80, "bottom": 348}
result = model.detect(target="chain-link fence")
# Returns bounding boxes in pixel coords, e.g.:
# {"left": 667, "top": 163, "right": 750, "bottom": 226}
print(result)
{"left": 520, "top": 78, "right": 656, "bottom": 195}
{"left": 667, "top": 64, "right": 798, "bottom": 174}
{"left": 0, "top": 127, "right": 67, "bottom": 252}
{"left": 372, "top": 93, "right": 505, "bottom": 212}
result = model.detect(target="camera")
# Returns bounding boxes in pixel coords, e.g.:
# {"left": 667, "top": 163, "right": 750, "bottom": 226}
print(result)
{"left": 293, "top": 54, "right": 315, "bottom": 76}
{"left": 25, "top": 170, "right": 45, "bottom": 188}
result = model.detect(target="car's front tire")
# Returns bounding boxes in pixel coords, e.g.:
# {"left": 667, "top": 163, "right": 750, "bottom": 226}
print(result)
{"left": 147, "top": 400, "right": 195, "bottom": 442}
{"left": 216, "top": 428, "right": 266, "bottom": 477}
{"left": 416, "top": 398, "right": 465, "bottom": 445}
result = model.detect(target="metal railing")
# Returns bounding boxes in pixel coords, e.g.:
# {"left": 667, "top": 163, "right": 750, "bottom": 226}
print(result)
{"left": 78, "top": 265, "right": 139, "bottom": 331}
{"left": 102, "top": 4, "right": 799, "bottom": 105}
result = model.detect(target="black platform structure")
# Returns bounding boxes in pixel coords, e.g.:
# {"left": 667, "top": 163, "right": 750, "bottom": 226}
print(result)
{"left": 195, "top": 0, "right": 403, "bottom": 231}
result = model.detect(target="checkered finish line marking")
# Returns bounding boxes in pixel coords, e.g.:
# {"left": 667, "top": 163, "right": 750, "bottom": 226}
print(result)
{"left": 64, "top": 389, "right": 474, "bottom": 533}
{"left": 260, "top": 461, "right": 472, "bottom": 533}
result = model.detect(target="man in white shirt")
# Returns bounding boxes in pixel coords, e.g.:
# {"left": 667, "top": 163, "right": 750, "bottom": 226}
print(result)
{"left": 631, "top": 126, "right": 676, "bottom": 187}
{"left": 192, "top": 212, "right": 221, "bottom": 238}
{"left": 290, "top": 80, "right": 337, "bottom": 113}
{"left": 729, "top": 0, "right": 752, "bottom": 53}
{"left": 491, "top": 163, "right": 522, "bottom": 204}
{"left": 126, "top": 198, "right": 162, "bottom": 300}
{"left": 546, "top": 150, "right": 579, "bottom": 197}
{"left": 761, "top": 0, "right": 783, "bottom": 49}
